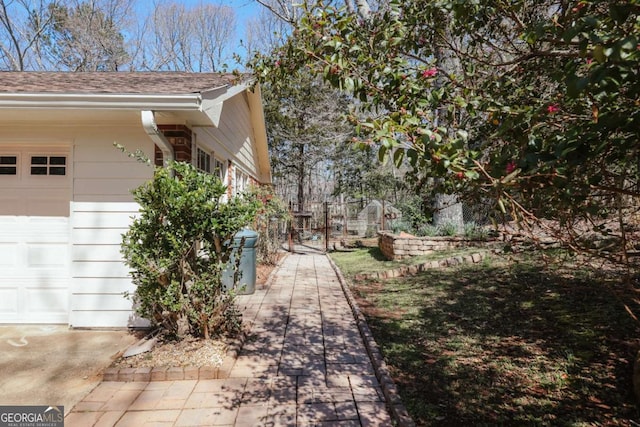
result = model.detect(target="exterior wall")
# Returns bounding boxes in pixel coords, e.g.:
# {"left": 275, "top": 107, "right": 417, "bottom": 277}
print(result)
{"left": 195, "top": 94, "right": 263, "bottom": 185}
{"left": 155, "top": 125, "right": 193, "bottom": 166}
{"left": 70, "top": 125, "right": 154, "bottom": 327}
{"left": 0, "top": 91, "right": 269, "bottom": 327}
{"left": 0, "top": 118, "right": 154, "bottom": 327}
{"left": 378, "top": 231, "right": 484, "bottom": 260}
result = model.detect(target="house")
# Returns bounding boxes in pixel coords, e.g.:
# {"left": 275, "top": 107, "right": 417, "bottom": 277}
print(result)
{"left": 0, "top": 72, "right": 271, "bottom": 328}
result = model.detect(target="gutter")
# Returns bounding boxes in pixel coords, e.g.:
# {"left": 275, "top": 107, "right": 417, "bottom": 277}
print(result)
{"left": 0, "top": 93, "right": 201, "bottom": 110}
{"left": 141, "top": 110, "right": 174, "bottom": 171}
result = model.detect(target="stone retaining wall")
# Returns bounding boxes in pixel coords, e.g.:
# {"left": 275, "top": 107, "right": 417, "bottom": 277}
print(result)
{"left": 378, "top": 231, "right": 487, "bottom": 260}
{"left": 354, "top": 252, "right": 486, "bottom": 281}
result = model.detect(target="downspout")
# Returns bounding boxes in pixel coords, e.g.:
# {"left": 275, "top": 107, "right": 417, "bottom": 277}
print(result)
{"left": 141, "top": 110, "right": 174, "bottom": 172}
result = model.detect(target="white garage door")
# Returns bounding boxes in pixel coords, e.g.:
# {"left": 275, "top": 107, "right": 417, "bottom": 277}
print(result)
{"left": 0, "top": 147, "right": 71, "bottom": 323}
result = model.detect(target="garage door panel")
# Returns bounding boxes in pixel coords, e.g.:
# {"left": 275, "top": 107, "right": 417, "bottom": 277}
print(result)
{"left": 0, "top": 243, "right": 18, "bottom": 266}
{"left": 0, "top": 288, "right": 18, "bottom": 315}
{"left": 0, "top": 146, "right": 70, "bottom": 324}
{"left": 27, "top": 243, "right": 68, "bottom": 267}
{"left": 26, "top": 199, "right": 69, "bottom": 217}
{"left": 0, "top": 199, "right": 24, "bottom": 215}
{"left": 0, "top": 190, "right": 69, "bottom": 217}
{"left": 26, "top": 288, "right": 68, "bottom": 314}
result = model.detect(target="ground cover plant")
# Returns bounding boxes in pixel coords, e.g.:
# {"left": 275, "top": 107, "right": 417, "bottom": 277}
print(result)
{"left": 331, "top": 249, "right": 640, "bottom": 425}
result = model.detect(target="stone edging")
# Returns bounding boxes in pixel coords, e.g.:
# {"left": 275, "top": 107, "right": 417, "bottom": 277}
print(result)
{"left": 102, "top": 332, "right": 247, "bottom": 382}
{"left": 327, "top": 254, "right": 417, "bottom": 427}
{"left": 102, "top": 252, "right": 288, "bottom": 383}
{"left": 354, "top": 252, "right": 487, "bottom": 281}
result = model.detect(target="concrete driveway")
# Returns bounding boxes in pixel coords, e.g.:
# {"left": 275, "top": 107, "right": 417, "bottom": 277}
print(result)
{"left": 0, "top": 325, "right": 137, "bottom": 415}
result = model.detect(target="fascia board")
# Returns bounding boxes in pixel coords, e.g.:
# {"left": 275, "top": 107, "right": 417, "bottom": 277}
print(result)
{"left": 246, "top": 83, "right": 271, "bottom": 184}
{"left": 0, "top": 93, "right": 202, "bottom": 110}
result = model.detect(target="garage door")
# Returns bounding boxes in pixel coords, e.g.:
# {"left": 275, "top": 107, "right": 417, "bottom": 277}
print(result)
{"left": 0, "top": 147, "right": 71, "bottom": 323}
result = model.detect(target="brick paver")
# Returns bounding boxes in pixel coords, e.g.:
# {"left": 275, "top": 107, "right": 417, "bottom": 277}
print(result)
{"left": 67, "top": 245, "right": 397, "bottom": 426}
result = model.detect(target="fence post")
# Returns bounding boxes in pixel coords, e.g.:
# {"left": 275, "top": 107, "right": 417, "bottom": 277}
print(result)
{"left": 324, "top": 202, "right": 329, "bottom": 252}
{"left": 288, "top": 208, "right": 293, "bottom": 252}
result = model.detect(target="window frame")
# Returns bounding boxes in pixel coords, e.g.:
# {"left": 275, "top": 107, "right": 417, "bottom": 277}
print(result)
{"left": 196, "top": 147, "right": 211, "bottom": 173}
{"left": 29, "top": 154, "right": 67, "bottom": 176}
{"left": 0, "top": 154, "right": 19, "bottom": 176}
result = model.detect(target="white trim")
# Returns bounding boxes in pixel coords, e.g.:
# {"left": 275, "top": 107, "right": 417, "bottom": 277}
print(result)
{"left": 0, "top": 93, "right": 202, "bottom": 110}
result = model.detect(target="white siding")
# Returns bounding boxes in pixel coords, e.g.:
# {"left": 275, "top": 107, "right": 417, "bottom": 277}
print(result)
{"left": 67, "top": 126, "right": 154, "bottom": 328}
{"left": 69, "top": 202, "right": 147, "bottom": 328}
{"left": 195, "top": 94, "right": 259, "bottom": 184}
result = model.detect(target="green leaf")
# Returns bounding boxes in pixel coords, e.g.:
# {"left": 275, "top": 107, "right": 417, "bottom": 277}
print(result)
{"left": 593, "top": 45, "right": 605, "bottom": 63}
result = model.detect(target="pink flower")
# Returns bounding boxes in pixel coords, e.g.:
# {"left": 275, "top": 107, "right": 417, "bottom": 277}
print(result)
{"left": 422, "top": 67, "right": 437, "bottom": 78}
{"left": 547, "top": 104, "right": 560, "bottom": 114}
{"left": 506, "top": 161, "right": 517, "bottom": 174}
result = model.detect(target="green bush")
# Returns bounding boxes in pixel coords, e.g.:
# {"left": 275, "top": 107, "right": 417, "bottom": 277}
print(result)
{"left": 121, "top": 161, "right": 259, "bottom": 339}
{"left": 464, "top": 222, "right": 489, "bottom": 240}
{"left": 248, "top": 185, "right": 291, "bottom": 265}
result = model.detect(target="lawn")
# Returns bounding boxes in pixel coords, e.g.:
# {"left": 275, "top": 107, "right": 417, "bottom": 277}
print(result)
{"left": 330, "top": 248, "right": 640, "bottom": 426}
{"left": 331, "top": 246, "right": 483, "bottom": 277}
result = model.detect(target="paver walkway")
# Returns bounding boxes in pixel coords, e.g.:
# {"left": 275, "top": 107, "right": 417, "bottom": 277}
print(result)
{"left": 66, "top": 246, "right": 396, "bottom": 426}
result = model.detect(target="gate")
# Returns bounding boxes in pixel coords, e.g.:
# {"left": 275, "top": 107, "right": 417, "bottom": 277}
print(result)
{"left": 288, "top": 200, "right": 395, "bottom": 252}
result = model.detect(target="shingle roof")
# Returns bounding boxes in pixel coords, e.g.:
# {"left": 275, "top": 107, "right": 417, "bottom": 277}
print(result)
{"left": 0, "top": 72, "right": 244, "bottom": 94}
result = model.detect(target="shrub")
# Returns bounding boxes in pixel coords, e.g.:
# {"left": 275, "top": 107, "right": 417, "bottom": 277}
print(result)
{"left": 121, "top": 161, "right": 259, "bottom": 339}
{"left": 248, "top": 185, "right": 291, "bottom": 265}
{"left": 389, "top": 219, "right": 412, "bottom": 234}
{"left": 440, "top": 221, "right": 459, "bottom": 237}
{"left": 464, "top": 222, "right": 489, "bottom": 240}
{"left": 416, "top": 224, "right": 440, "bottom": 237}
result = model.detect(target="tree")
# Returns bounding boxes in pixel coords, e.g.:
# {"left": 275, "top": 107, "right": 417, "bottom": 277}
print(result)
{"left": 243, "top": 4, "right": 291, "bottom": 58}
{"left": 137, "top": 0, "right": 236, "bottom": 72}
{"left": 250, "top": 0, "right": 640, "bottom": 265}
{"left": 262, "top": 73, "right": 353, "bottom": 212}
{"left": 44, "top": 0, "right": 131, "bottom": 71}
{"left": 0, "top": 0, "right": 58, "bottom": 70}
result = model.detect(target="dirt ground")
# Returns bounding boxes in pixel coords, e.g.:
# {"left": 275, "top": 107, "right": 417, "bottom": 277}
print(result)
{"left": 112, "top": 259, "right": 281, "bottom": 369}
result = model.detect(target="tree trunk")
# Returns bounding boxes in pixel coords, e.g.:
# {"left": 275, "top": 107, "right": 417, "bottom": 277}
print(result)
{"left": 297, "top": 142, "right": 305, "bottom": 212}
{"left": 432, "top": 20, "right": 464, "bottom": 232}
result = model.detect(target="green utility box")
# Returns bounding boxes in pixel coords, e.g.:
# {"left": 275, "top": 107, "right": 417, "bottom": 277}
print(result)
{"left": 221, "top": 229, "right": 259, "bottom": 294}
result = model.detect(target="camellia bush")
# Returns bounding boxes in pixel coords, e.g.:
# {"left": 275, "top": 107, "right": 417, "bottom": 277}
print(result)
{"left": 250, "top": 0, "right": 640, "bottom": 266}
{"left": 121, "top": 161, "right": 259, "bottom": 339}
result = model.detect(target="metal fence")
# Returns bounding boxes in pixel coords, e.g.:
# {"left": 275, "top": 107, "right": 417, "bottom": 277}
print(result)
{"left": 285, "top": 200, "right": 394, "bottom": 251}
{"left": 282, "top": 197, "right": 499, "bottom": 252}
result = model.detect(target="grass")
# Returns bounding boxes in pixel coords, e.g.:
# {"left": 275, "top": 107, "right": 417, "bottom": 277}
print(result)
{"left": 330, "top": 246, "right": 482, "bottom": 277}
{"left": 330, "top": 248, "right": 640, "bottom": 426}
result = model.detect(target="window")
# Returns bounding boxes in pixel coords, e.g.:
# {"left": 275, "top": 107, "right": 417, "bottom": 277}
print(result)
{"left": 197, "top": 148, "right": 211, "bottom": 173}
{"left": 234, "top": 168, "right": 249, "bottom": 195}
{"left": 214, "top": 158, "right": 226, "bottom": 183}
{"left": 0, "top": 156, "right": 17, "bottom": 175}
{"left": 30, "top": 155, "right": 66, "bottom": 176}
